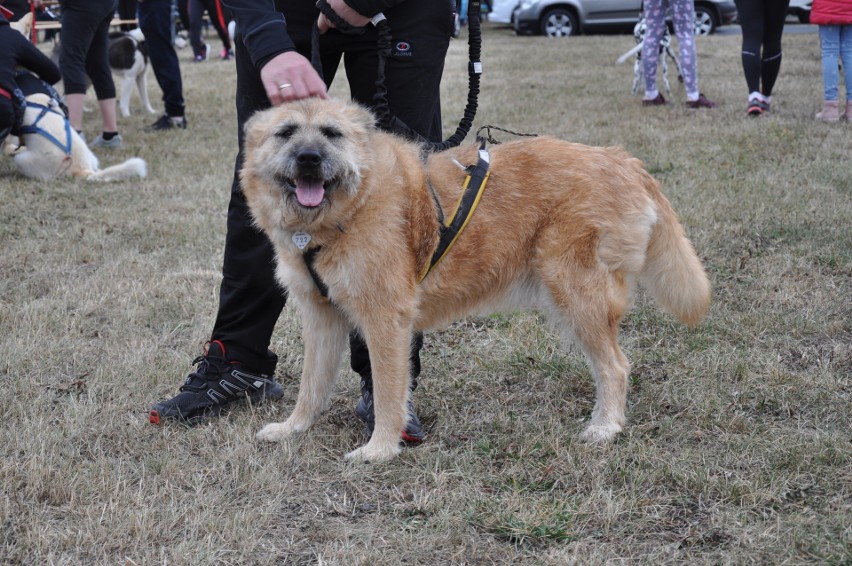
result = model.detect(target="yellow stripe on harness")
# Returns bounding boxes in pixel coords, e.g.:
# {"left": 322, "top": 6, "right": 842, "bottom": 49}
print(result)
{"left": 418, "top": 143, "right": 491, "bottom": 283}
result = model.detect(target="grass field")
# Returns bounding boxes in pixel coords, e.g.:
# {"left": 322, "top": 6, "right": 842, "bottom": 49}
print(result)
{"left": 1, "top": 22, "right": 849, "bottom": 565}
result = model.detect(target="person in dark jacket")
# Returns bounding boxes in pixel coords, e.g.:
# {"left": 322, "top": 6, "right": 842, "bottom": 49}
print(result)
{"left": 149, "top": 0, "right": 455, "bottom": 445}
{"left": 0, "top": 6, "right": 61, "bottom": 147}
{"left": 811, "top": 0, "right": 852, "bottom": 121}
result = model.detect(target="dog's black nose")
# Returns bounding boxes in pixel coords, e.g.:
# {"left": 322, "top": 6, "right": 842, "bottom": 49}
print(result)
{"left": 296, "top": 149, "right": 322, "bottom": 167}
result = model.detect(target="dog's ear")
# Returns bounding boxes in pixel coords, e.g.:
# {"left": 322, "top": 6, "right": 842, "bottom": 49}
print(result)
{"left": 10, "top": 12, "right": 33, "bottom": 37}
{"left": 243, "top": 107, "right": 278, "bottom": 152}
{"left": 343, "top": 101, "right": 378, "bottom": 134}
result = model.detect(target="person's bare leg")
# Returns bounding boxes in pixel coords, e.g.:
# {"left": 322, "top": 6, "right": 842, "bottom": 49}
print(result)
{"left": 98, "top": 98, "right": 118, "bottom": 132}
{"left": 65, "top": 93, "right": 86, "bottom": 132}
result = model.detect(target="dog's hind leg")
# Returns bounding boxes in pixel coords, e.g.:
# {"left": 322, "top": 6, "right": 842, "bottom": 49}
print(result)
{"left": 14, "top": 148, "right": 54, "bottom": 180}
{"left": 256, "top": 303, "right": 349, "bottom": 443}
{"left": 668, "top": 46, "right": 684, "bottom": 84}
{"left": 632, "top": 54, "right": 643, "bottom": 95}
{"left": 661, "top": 49, "right": 671, "bottom": 96}
{"left": 539, "top": 254, "right": 632, "bottom": 443}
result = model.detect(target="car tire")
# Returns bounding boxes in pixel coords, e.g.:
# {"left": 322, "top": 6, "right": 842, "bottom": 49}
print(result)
{"left": 693, "top": 6, "right": 716, "bottom": 36}
{"left": 539, "top": 8, "right": 577, "bottom": 37}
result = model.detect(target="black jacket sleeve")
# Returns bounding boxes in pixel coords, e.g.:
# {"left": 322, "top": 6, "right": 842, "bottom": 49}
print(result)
{"left": 221, "top": 0, "right": 296, "bottom": 72}
{"left": 18, "top": 35, "right": 61, "bottom": 85}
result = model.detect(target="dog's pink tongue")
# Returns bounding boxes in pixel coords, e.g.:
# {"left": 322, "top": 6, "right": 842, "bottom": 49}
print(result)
{"left": 295, "top": 179, "right": 325, "bottom": 207}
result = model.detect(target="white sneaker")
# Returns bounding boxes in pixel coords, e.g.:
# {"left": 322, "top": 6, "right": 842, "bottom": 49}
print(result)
{"left": 91, "top": 133, "right": 123, "bottom": 149}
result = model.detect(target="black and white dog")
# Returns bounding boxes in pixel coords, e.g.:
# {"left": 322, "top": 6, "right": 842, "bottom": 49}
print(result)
{"left": 108, "top": 28, "right": 156, "bottom": 117}
{"left": 617, "top": 16, "right": 684, "bottom": 96}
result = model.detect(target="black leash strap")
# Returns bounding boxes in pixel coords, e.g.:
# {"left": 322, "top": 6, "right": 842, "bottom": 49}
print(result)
{"left": 310, "top": 19, "right": 324, "bottom": 80}
{"left": 476, "top": 124, "right": 539, "bottom": 145}
{"left": 373, "top": 0, "right": 482, "bottom": 152}
{"left": 315, "top": 0, "right": 365, "bottom": 35}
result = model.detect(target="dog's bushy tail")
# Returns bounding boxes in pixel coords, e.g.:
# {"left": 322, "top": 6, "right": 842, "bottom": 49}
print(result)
{"left": 86, "top": 158, "right": 147, "bottom": 182}
{"left": 640, "top": 174, "right": 711, "bottom": 327}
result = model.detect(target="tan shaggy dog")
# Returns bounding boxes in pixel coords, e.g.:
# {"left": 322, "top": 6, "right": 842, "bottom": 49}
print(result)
{"left": 241, "top": 98, "right": 711, "bottom": 463}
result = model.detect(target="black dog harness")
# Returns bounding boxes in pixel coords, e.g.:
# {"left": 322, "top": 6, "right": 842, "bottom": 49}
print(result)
{"left": 418, "top": 141, "right": 490, "bottom": 282}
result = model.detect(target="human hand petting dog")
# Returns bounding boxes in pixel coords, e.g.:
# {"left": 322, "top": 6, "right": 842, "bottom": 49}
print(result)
{"left": 261, "top": 51, "right": 328, "bottom": 106}
{"left": 261, "top": 0, "right": 371, "bottom": 106}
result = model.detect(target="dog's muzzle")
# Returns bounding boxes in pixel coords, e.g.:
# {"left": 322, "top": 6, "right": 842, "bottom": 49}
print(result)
{"left": 275, "top": 148, "right": 336, "bottom": 209}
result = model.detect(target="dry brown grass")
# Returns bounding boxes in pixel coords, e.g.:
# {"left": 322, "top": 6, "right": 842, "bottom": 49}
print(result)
{"left": 1, "top": 22, "right": 849, "bottom": 565}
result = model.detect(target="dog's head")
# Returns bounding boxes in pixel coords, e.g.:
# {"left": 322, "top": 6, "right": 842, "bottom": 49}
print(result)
{"left": 242, "top": 98, "right": 376, "bottom": 227}
{"left": 9, "top": 12, "right": 33, "bottom": 38}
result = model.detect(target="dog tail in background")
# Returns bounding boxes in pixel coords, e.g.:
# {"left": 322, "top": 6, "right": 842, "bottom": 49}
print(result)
{"left": 616, "top": 42, "right": 643, "bottom": 65}
{"left": 639, "top": 174, "right": 711, "bottom": 327}
{"left": 86, "top": 158, "right": 147, "bottom": 182}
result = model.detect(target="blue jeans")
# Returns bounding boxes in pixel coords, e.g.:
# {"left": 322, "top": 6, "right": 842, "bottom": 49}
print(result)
{"left": 819, "top": 24, "right": 852, "bottom": 102}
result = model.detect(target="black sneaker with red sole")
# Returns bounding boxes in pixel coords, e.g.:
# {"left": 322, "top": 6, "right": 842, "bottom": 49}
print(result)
{"left": 149, "top": 340, "right": 283, "bottom": 426}
{"left": 355, "top": 378, "right": 425, "bottom": 444}
{"left": 747, "top": 98, "right": 764, "bottom": 116}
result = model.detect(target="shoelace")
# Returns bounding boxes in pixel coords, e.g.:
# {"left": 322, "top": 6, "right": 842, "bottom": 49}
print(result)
{"left": 179, "top": 354, "right": 230, "bottom": 392}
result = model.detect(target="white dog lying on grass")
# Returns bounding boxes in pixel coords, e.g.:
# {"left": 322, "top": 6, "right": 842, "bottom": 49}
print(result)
{"left": 12, "top": 93, "right": 146, "bottom": 182}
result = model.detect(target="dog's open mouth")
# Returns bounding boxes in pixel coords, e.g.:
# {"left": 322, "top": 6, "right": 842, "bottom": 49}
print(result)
{"left": 295, "top": 176, "right": 325, "bottom": 207}
{"left": 278, "top": 174, "right": 333, "bottom": 208}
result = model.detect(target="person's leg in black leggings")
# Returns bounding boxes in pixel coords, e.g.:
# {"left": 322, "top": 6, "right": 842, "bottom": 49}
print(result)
{"left": 188, "top": 0, "right": 207, "bottom": 60}
{"left": 735, "top": 0, "right": 764, "bottom": 95}
{"left": 759, "top": 0, "right": 790, "bottom": 98}
{"left": 202, "top": 0, "right": 232, "bottom": 56}
{"left": 84, "top": 11, "right": 116, "bottom": 103}
{"left": 177, "top": 0, "right": 190, "bottom": 35}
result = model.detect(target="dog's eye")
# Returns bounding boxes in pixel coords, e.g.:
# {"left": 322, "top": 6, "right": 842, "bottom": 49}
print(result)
{"left": 320, "top": 126, "right": 343, "bottom": 140}
{"left": 276, "top": 125, "right": 298, "bottom": 139}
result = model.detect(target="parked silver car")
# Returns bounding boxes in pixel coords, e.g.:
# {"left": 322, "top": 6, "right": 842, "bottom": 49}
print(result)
{"left": 514, "top": 0, "right": 738, "bottom": 37}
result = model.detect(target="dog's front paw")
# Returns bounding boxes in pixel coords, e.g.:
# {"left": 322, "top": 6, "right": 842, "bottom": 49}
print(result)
{"left": 256, "top": 421, "right": 298, "bottom": 442}
{"left": 580, "top": 422, "right": 623, "bottom": 443}
{"left": 344, "top": 440, "right": 402, "bottom": 463}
